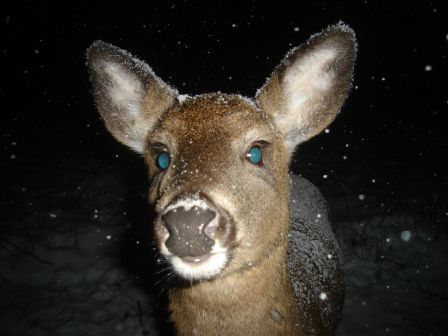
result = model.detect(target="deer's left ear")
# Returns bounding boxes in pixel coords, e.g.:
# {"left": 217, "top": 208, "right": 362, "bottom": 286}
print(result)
{"left": 256, "top": 23, "right": 357, "bottom": 154}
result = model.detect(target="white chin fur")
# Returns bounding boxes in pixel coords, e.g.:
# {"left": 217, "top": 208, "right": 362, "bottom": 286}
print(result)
{"left": 166, "top": 244, "right": 228, "bottom": 280}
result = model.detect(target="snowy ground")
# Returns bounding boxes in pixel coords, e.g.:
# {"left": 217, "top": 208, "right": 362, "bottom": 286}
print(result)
{"left": 1, "top": 145, "right": 447, "bottom": 336}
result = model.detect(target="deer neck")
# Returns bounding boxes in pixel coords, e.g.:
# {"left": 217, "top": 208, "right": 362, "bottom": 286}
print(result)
{"left": 168, "top": 244, "right": 302, "bottom": 336}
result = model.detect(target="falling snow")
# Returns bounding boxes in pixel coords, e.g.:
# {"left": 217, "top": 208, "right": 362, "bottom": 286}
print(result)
{"left": 400, "top": 230, "right": 412, "bottom": 242}
{"left": 319, "top": 292, "right": 328, "bottom": 300}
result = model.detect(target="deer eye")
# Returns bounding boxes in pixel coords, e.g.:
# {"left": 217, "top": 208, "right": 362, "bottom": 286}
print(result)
{"left": 246, "top": 145, "right": 263, "bottom": 165}
{"left": 156, "top": 151, "right": 171, "bottom": 170}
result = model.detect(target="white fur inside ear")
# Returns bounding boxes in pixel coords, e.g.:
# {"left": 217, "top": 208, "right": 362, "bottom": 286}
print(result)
{"left": 97, "top": 60, "right": 151, "bottom": 153}
{"left": 103, "top": 61, "right": 144, "bottom": 119}
{"left": 284, "top": 48, "right": 336, "bottom": 113}
{"left": 277, "top": 48, "right": 337, "bottom": 149}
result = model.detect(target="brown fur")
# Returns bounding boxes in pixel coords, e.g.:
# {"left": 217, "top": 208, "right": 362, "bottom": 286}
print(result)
{"left": 169, "top": 246, "right": 300, "bottom": 335}
{"left": 87, "top": 23, "right": 357, "bottom": 336}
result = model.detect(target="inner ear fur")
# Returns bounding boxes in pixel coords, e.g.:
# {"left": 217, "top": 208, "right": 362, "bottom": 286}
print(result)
{"left": 256, "top": 23, "right": 357, "bottom": 153}
{"left": 86, "top": 41, "right": 177, "bottom": 153}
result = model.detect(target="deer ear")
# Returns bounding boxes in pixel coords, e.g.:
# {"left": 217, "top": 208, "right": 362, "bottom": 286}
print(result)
{"left": 256, "top": 23, "right": 357, "bottom": 154}
{"left": 86, "top": 41, "right": 177, "bottom": 153}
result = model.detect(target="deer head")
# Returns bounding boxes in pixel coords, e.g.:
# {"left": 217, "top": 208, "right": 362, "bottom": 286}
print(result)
{"left": 87, "top": 23, "right": 356, "bottom": 282}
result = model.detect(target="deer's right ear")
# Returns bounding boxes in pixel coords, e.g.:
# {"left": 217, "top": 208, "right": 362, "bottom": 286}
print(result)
{"left": 86, "top": 41, "right": 177, "bottom": 153}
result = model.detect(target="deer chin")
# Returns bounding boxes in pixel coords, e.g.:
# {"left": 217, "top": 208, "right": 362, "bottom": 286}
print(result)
{"left": 161, "top": 241, "right": 229, "bottom": 281}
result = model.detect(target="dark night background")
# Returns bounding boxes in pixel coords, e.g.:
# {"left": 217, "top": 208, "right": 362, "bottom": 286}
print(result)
{"left": 1, "top": 1, "right": 447, "bottom": 335}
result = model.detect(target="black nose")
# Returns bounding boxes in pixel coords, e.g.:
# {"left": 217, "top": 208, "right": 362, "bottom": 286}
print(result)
{"left": 162, "top": 206, "right": 216, "bottom": 258}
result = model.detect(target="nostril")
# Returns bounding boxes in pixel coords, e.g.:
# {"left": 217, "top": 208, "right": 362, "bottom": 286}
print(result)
{"left": 192, "top": 206, "right": 217, "bottom": 235}
{"left": 204, "top": 220, "right": 219, "bottom": 238}
{"left": 161, "top": 210, "right": 177, "bottom": 235}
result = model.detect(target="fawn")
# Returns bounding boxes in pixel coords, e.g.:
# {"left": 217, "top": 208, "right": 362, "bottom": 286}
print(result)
{"left": 87, "top": 23, "right": 356, "bottom": 336}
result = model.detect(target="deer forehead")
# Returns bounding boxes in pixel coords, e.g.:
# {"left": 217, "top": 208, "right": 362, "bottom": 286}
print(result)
{"left": 153, "top": 94, "right": 276, "bottom": 147}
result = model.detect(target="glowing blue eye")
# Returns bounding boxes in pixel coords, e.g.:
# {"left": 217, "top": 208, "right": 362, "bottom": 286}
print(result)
{"left": 246, "top": 146, "right": 263, "bottom": 165}
{"left": 156, "top": 152, "right": 170, "bottom": 170}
